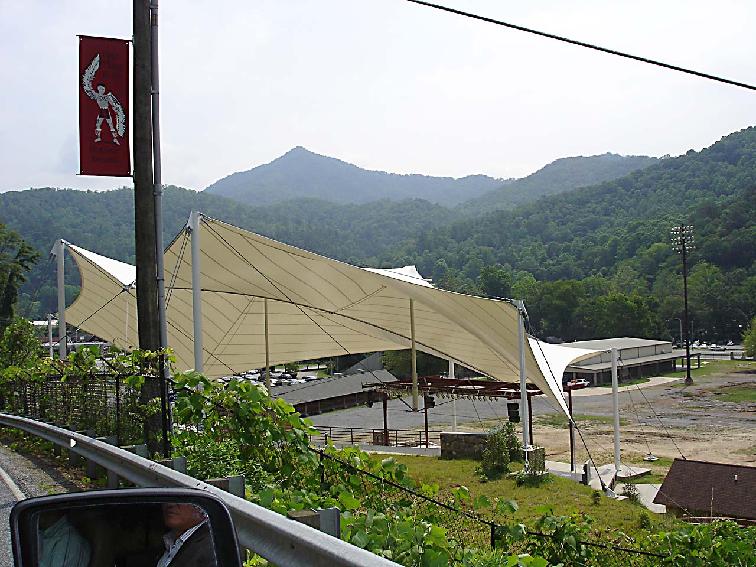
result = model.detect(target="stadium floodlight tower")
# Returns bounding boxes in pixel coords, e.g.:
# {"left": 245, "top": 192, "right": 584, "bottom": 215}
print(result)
{"left": 671, "top": 224, "right": 694, "bottom": 386}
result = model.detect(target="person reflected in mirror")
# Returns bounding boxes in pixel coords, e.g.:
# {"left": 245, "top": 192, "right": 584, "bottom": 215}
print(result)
{"left": 157, "top": 503, "right": 217, "bottom": 567}
{"left": 38, "top": 510, "right": 91, "bottom": 567}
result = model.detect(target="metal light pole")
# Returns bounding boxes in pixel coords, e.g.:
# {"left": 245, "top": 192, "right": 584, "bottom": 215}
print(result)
{"left": 671, "top": 225, "right": 694, "bottom": 385}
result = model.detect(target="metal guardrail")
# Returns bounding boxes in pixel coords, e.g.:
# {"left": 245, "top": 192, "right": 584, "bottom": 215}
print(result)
{"left": 0, "top": 413, "right": 400, "bottom": 567}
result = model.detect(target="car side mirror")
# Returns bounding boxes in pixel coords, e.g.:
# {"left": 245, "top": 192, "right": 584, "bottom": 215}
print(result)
{"left": 10, "top": 488, "right": 243, "bottom": 567}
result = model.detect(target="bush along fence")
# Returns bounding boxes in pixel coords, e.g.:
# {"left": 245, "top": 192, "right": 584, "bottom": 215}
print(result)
{"left": 0, "top": 347, "right": 160, "bottom": 447}
{"left": 2, "top": 347, "right": 755, "bottom": 567}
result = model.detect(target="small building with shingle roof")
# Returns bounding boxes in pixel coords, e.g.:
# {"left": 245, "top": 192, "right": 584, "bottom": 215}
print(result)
{"left": 653, "top": 458, "right": 756, "bottom": 522}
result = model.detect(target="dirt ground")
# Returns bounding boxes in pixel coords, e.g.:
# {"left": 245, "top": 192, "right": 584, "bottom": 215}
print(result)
{"left": 517, "top": 360, "right": 756, "bottom": 474}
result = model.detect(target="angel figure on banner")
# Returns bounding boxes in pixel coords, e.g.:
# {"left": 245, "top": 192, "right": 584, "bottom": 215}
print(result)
{"left": 82, "top": 54, "right": 125, "bottom": 145}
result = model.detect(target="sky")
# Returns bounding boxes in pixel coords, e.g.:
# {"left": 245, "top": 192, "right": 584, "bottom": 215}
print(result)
{"left": 0, "top": 0, "right": 754, "bottom": 193}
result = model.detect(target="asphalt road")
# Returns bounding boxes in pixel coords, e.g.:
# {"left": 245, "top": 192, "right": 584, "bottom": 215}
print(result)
{"left": 308, "top": 370, "right": 756, "bottom": 433}
{"left": 0, "top": 443, "right": 77, "bottom": 566}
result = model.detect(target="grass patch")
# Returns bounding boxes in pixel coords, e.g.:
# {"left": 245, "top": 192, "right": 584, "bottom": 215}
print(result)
{"left": 389, "top": 455, "right": 677, "bottom": 540}
{"left": 714, "top": 384, "right": 756, "bottom": 403}
{"left": 623, "top": 454, "right": 674, "bottom": 484}
{"left": 734, "top": 445, "right": 756, "bottom": 457}
{"left": 665, "top": 360, "right": 756, "bottom": 381}
{"left": 537, "top": 413, "right": 629, "bottom": 429}
{"left": 634, "top": 472, "right": 667, "bottom": 484}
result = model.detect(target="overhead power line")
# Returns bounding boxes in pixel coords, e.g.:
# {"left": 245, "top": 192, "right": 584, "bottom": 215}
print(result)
{"left": 404, "top": 0, "right": 756, "bottom": 92}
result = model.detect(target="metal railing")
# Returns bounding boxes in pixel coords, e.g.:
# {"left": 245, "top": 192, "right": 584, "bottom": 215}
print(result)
{"left": 0, "top": 372, "right": 147, "bottom": 446}
{"left": 0, "top": 413, "right": 399, "bottom": 567}
{"left": 311, "top": 425, "right": 442, "bottom": 447}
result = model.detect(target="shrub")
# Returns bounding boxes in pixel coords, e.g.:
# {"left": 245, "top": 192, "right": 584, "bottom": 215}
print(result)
{"left": 515, "top": 470, "right": 553, "bottom": 487}
{"left": 476, "top": 423, "right": 520, "bottom": 480}
{"left": 0, "top": 317, "right": 41, "bottom": 369}
{"left": 621, "top": 482, "right": 641, "bottom": 505}
{"left": 591, "top": 490, "right": 602, "bottom": 505}
{"left": 638, "top": 510, "right": 652, "bottom": 530}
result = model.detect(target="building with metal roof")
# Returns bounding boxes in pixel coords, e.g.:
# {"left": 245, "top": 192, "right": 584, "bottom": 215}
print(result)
{"left": 561, "top": 337, "right": 691, "bottom": 385}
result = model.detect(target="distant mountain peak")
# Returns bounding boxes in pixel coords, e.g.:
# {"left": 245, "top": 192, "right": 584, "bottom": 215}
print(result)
{"left": 204, "top": 148, "right": 502, "bottom": 207}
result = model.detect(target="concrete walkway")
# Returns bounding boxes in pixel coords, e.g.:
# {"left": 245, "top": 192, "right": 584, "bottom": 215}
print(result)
{"left": 571, "top": 375, "right": 682, "bottom": 397}
{"left": 615, "top": 482, "right": 666, "bottom": 513}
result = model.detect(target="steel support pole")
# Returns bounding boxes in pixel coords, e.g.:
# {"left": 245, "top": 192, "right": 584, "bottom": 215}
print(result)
{"left": 264, "top": 298, "right": 271, "bottom": 391}
{"left": 382, "top": 393, "right": 389, "bottom": 446}
{"left": 410, "top": 299, "right": 418, "bottom": 411}
{"left": 527, "top": 392, "right": 534, "bottom": 447}
{"left": 449, "top": 360, "right": 457, "bottom": 431}
{"left": 55, "top": 240, "right": 66, "bottom": 360}
{"left": 568, "top": 388, "right": 575, "bottom": 474}
{"left": 190, "top": 211, "right": 204, "bottom": 373}
{"left": 423, "top": 396, "right": 430, "bottom": 448}
{"left": 611, "top": 348, "right": 621, "bottom": 473}
{"left": 515, "top": 300, "right": 530, "bottom": 449}
{"left": 47, "top": 314, "right": 54, "bottom": 359}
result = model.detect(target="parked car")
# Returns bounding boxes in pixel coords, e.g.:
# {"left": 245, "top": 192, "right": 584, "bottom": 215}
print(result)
{"left": 566, "top": 378, "right": 590, "bottom": 389}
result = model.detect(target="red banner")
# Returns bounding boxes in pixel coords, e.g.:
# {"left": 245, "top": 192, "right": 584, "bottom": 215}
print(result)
{"left": 79, "top": 36, "right": 131, "bottom": 176}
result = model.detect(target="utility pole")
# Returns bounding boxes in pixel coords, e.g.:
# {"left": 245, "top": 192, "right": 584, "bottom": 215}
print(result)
{"left": 150, "top": 0, "right": 171, "bottom": 458}
{"left": 133, "top": 0, "right": 159, "bottom": 352}
{"left": 134, "top": 0, "right": 167, "bottom": 455}
{"left": 671, "top": 225, "right": 694, "bottom": 386}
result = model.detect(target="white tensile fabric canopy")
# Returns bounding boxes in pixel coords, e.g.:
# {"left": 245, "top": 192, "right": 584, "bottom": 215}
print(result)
{"left": 63, "top": 215, "right": 599, "bottom": 415}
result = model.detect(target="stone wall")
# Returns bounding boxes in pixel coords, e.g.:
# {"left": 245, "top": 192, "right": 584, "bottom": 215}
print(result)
{"left": 440, "top": 431, "right": 489, "bottom": 460}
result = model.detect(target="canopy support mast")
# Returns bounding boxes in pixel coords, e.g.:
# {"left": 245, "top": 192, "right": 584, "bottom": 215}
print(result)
{"left": 47, "top": 314, "right": 54, "bottom": 359}
{"left": 410, "top": 299, "right": 419, "bottom": 411}
{"left": 516, "top": 300, "right": 530, "bottom": 450}
{"left": 449, "top": 360, "right": 457, "bottom": 431}
{"left": 54, "top": 239, "right": 67, "bottom": 360}
{"left": 190, "top": 211, "right": 204, "bottom": 373}
{"left": 264, "top": 298, "right": 271, "bottom": 391}
{"left": 612, "top": 347, "right": 621, "bottom": 473}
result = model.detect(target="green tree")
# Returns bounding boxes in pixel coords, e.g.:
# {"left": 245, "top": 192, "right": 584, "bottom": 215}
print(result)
{"left": 381, "top": 350, "right": 447, "bottom": 378}
{"left": 477, "top": 264, "right": 513, "bottom": 298}
{"left": 0, "top": 224, "right": 39, "bottom": 332}
{"left": 576, "top": 292, "right": 662, "bottom": 339}
{"left": 0, "top": 317, "right": 41, "bottom": 369}
{"left": 743, "top": 316, "right": 756, "bottom": 357}
{"left": 687, "top": 262, "right": 728, "bottom": 339}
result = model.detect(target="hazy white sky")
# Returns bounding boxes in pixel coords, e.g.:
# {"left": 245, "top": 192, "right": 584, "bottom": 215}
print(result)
{"left": 1, "top": 0, "right": 754, "bottom": 193}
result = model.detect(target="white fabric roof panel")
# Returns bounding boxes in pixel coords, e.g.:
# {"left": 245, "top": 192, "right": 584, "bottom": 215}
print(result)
{"left": 63, "top": 215, "right": 602, "bottom": 415}
{"left": 65, "top": 243, "right": 138, "bottom": 350}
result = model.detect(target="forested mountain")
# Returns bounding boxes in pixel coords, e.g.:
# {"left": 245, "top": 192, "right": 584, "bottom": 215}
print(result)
{"left": 458, "top": 153, "right": 658, "bottom": 215}
{"left": 381, "top": 127, "right": 756, "bottom": 342}
{"left": 204, "top": 146, "right": 505, "bottom": 206}
{"left": 0, "top": 187, "right": 451, "bottom": 319}
{"left": 2, "top": 127, "right": 753, "bottom": 343}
